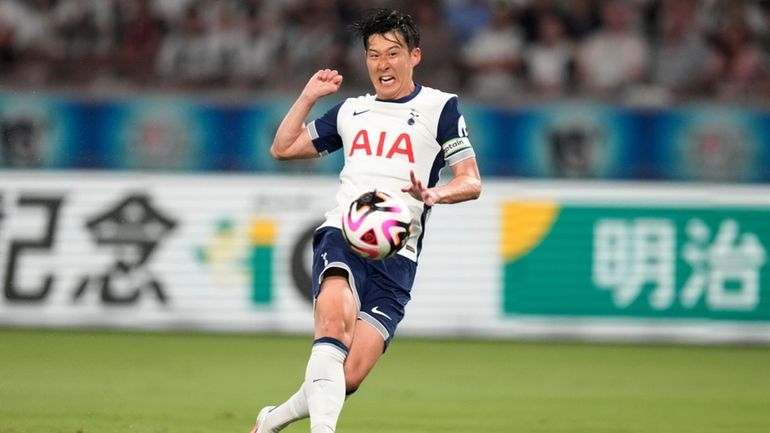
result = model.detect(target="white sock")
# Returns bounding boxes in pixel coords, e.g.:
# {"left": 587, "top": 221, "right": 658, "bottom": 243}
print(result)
{"left": 260, "top": 384, "right": 309, "bottom": 432}
{"left": 305, "top": 338, "right": 348, "bottom": 433}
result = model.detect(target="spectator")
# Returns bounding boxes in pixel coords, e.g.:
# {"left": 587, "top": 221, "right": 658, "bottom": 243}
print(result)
{"left": 113, "top": 0, "right": 166, "bottom": 84}
{"left": 757, "top": 0, "right": 770, "bottom": 53}
{"left": 52, "top": 0, "right": 109, "bottom": 85}
{"left": 12, "top": 0, "right": 58, "bottom": 58}
{"left": 523, "top": 12, "right": 574, "bottom": 97}
{"left": 0, "top": 0, "right": 766, "bottom": 102}
{"left": 575, "top": 0, "right": 648, "bottom": 97}
{"left": 563, "top": 0, "right": 600, "bottom": 41}
{"left": 0, "top": 0, "right": 61, "bottom": 84}
{"left": 204, "top": 1, "right": 246, "bottom": 85}
{"left": 0, "top": 0, "right": 20, "bottom": 78}
{"left": 651, "top": 0, "right": 710, "bottom": 98}
{"left": 156, "top": 2, "right": 210, "bottom": 87}
{"left": 281, "top": 0, "right": 342, "bottom": 89}
{"left": 409, "top": 0, "right": 461, "bottom": 90}
{"left": 231, "top": 0, "right": 284, "bottom": 88}
{"left": 460, "top": 3, "right": 523, "bottom": 102}
{"left": 756, "top": 0, "right": 770, "bottom": 98}
{"left": 519, "top": 0, "right": 566, "bottom": 43}
{"left": 444, "top": 0, "right": 491, "bottom": 44}
{"left": 704, "top": 15, "right": 767, "bottom": 102}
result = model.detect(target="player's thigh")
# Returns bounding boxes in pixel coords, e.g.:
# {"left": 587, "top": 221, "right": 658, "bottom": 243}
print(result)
{"left": 345, "top": 319, "right": 385, "bottom": 391}
{"left": 314, "top": 273, "right": 358, "bottom": 343}
{"left": 311, "top": 227, "right": 365, "bottom": 307}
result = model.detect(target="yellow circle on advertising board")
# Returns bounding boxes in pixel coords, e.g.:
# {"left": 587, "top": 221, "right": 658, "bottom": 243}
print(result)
{"left": 501, "top": 202, "right": 560, "bottom": 261}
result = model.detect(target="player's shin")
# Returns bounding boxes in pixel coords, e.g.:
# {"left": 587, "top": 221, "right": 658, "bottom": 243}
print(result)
{"left": 305, "top": 337, "right": 349, "bottom": 433}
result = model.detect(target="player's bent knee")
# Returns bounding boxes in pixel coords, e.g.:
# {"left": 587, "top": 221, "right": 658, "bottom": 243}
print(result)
{"left": 316, "top": 318, "right": 351, "bottom": 343}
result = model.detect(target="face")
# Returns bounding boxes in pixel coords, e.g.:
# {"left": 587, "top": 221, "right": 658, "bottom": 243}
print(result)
{"left": 365, "top": 31, "right": 421, "bottom": 100}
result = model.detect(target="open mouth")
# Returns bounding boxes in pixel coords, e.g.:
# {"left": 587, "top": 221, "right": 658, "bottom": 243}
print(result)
{"left": 380, "top": 76, "right": 395, "bottom": 85}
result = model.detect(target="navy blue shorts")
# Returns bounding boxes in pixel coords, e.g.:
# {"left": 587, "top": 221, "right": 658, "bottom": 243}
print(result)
{"left": 312, "top": 227, "right": 417, "bottom": 349}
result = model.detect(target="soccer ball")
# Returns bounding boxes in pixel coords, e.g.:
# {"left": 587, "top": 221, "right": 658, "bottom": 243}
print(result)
{"left": 341, "top": 189, "right": 412, "bottom": 260}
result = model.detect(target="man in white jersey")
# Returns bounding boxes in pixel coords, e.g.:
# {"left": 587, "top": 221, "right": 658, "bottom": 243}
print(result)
{"left": 250, "top": 8, "right": 481, "bottom": 433}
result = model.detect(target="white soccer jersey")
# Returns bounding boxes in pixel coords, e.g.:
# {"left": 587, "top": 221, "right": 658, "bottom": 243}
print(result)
{"left": 307, "top": 84, "right": 475, "bottom": 262}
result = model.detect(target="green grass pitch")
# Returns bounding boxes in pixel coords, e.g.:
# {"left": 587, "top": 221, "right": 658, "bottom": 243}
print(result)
{"left": 1, "top": 328, "right": 769, "bottom": 433}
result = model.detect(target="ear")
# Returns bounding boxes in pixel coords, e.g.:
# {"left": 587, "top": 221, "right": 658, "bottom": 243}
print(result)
{"left": 411, "top": 47, "right": 422, "bottom": 66}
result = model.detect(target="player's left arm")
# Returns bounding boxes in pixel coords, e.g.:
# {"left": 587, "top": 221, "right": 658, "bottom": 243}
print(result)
{"left": 402, "top": 158, "right": 481, "bottom": 206}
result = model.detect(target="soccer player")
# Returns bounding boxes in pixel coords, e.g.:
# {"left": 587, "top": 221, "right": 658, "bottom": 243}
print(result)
{"left": 250, "top": 8, "right": 481, "bottom": 433}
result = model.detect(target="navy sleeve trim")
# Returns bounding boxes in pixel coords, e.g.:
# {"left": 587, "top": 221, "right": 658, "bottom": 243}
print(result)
{"left": 436, "top": 96, "right": 468, "bottom": 144}
{"left": 310, "top": 101, "right": 345, "bottom": 154}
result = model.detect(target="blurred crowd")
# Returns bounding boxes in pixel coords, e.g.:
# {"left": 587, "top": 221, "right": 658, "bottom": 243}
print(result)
{"left": 1, "top": 0, "right": 770, "bottom": 105}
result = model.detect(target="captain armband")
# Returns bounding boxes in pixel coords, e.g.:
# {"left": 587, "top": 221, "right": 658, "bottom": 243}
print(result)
{"left": 441, "top": 137, "right": 475, "bottom": 165}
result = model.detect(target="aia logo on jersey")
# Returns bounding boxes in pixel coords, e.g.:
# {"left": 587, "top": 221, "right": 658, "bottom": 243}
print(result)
{"left": 349, "top": 130, "right": 415, "bottom": 163}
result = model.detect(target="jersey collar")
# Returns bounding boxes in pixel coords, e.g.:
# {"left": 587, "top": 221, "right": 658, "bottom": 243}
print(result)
{"left": 375, "top": 83, "right": 422, "bottom": 103}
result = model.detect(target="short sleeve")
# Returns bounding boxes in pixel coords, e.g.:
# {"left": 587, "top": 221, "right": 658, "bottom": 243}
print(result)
{"left": 436, "top": 97, "right": 475, "bottom": 165}
{"left": 307, "top": 101, "right": 344, "bottom": 155}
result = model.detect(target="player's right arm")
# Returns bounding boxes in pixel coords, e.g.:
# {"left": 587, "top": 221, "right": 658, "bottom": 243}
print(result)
{"left": 271, "top": 69, "right": 343, "bottom": 160}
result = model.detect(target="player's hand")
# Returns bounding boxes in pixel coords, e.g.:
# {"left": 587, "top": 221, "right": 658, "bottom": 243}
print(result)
{"left": 301, "top": 69, "right": 343, "bottom": 101}
{"left": 402, "top": 170, "right": 440, "bottom": 206}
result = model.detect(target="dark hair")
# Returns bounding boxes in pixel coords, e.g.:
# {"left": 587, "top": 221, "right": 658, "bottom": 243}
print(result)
{"left": 350, "top": 8, "right": 421, "bottom": 51}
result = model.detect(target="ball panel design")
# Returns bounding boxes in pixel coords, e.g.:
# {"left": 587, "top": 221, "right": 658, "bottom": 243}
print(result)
{"left": 341, "top": 189, "right": 412, "bottom": 260}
